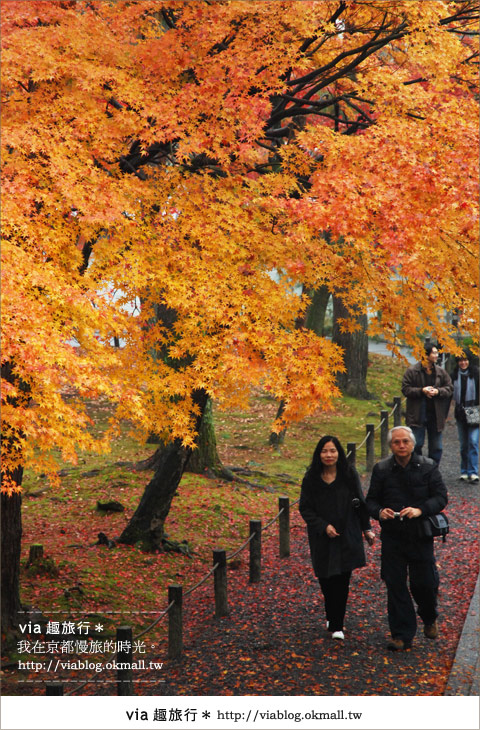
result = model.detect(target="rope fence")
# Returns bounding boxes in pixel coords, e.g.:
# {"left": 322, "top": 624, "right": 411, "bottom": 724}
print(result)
{"left": 44, "top": 394, "right": 405, "bottom": 696}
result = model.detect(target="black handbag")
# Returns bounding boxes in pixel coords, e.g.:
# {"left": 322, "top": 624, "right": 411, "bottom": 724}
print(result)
{"left": 422, "top": 513, "right": 449, "bottom": 542}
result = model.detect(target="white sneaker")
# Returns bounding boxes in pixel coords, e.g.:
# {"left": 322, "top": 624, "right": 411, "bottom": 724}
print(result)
{"left": 332, "top": 630, "right": 344, "bottom": 640}
{"left": 459, "top": 474, "right": 469, "bottom": 481}
{"left": 469, "top": 474, "right": 479, "bottom": 483}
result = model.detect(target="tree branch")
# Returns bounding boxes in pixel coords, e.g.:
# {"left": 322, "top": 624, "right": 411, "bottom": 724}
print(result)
{"left": 299, "top": 0, "right": 347, "bottom": 54}
{"left": 287, "top": 17, "right": 406, "bottom": 92}
{"left": 160, "top": 8, "right": 176, "bottom": 29}
{"left": 341, "top": 96, "right": 376, "bottom": 124}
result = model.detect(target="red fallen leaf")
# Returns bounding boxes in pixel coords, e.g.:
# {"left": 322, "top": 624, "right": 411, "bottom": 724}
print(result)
{"left": 7, "top": 417, "right": 477, "bottom": 698}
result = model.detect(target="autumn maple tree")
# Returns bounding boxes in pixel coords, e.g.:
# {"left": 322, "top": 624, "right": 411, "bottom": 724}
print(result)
{"left": 1, "top": 1, "right": 478, "bottom": 631}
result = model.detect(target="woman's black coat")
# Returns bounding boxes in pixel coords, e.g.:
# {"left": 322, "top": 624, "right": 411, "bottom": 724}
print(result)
{"left": 299, "top": 468, "right": 371, "bottom": 579}
{"left": 452, "top": 364, "right": 479, "bottom": 421}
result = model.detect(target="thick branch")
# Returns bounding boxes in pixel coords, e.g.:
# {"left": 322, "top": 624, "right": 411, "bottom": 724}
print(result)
{"left": 299, "top": 1, "right": 347, "bottom": 54}
{"left": 287, "top": 17, "right": 405, "bottom": 91}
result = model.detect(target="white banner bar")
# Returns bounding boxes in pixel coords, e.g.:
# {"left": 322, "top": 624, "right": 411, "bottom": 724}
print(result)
{"left": 1, "top": 696, "right": 478, "bottom": 730}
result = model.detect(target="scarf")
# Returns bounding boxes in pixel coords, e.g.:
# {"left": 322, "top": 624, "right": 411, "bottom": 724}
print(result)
{"left": 453, "top": 369, "right": 476, "bottom": 406}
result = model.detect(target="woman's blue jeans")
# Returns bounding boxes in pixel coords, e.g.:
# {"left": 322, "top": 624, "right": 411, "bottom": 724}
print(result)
{"left": 456, "top": 420, "right": 479, "bottom": 477}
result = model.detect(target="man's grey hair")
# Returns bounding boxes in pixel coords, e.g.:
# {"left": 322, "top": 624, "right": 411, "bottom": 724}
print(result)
{"left": 387, "top": 425, "right": 416, "bottom": 447}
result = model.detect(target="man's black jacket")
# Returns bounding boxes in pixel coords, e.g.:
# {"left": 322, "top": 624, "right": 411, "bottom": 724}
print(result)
{"left": 366, "top": 453, "right": 448, "bottom": 539}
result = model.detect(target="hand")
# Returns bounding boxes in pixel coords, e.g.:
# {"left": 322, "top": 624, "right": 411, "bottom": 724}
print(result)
{"left": 364, "top": 530, "right": 375, "bottom": 546}
{"left": 399, "top": 506, "right": 422, "bottom": 519}
{"left": 326, "top": 524, "right": 340, "bottom": 538}
{"left": 422, "top": 386, "right": 438, "bottom": 398}
{"left": 379, "top": 508, "right": 396, "bottom": 520}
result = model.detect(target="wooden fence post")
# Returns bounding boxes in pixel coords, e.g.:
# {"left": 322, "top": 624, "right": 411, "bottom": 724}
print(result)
{"left": 29, "top": 545, "right": 44, "bottom": 563}
{"left": 393, "top": 396, "right": 402, "bottom": 427}
{"left": 380, "top": 410, "right": 389, "bottom": 458}
{"left": 46, "top": 683, "right": 63, "bottom": 695}
{"left": 366, "top": 424, "right": 375, "bottom": 471}
{"left": 278, "top": 497, "right": 290, "bottom": 558}
{"left": 213, "top": 549, "right": 228, "bottom": 618}
{"left": 168, "top": 585, "right": 183, "bottom": 659}
{"left": 249, "top": 520, "right": 262, "bottom": 583}
{"left": 347, "top": 443, "right": 356, "bottom": 468}
{"left": 116, "top": 625, "right": 134, "bottom": 695}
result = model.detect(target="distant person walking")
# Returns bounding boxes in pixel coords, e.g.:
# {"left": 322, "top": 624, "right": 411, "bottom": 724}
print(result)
{"left": 452, "top": 353, "right": 479, "bottom": 482}
{"left": 401, "top": 344, "right": 453, "bottom": 463}
{"left": 299, "top": 435, "right": 375, "bottom": 641}
{"left": 366, "top": 426, "right": 448, "bottom": 651}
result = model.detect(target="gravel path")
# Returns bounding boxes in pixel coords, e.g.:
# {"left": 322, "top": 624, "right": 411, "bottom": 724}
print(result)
{"left": 7, "top": 418, "right": 474, "bottom": 698}
{"left": 152, "top": 418, "right": 479, "bottom": 697}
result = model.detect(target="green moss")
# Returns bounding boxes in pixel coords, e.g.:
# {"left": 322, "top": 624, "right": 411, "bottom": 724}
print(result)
{"left": 23, "top": 555, "right": 59, "bottom": 577}
{"left": 16, "top": 352, "right": 407, "bottom": 635}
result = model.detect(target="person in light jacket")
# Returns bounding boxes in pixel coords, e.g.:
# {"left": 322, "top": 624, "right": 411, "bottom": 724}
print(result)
{"left": 299, "top": 435, "right": 375, "bottom": 641}
{"left": 401, "top": 344, "right": 453, "bottom": 463}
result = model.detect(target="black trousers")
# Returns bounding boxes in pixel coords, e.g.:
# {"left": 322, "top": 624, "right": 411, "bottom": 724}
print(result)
{"left": 318, "top": 571, "right": 352, "bottom": 632}
{"left": 381, "top": 533, "right": 439, "bottom": 643}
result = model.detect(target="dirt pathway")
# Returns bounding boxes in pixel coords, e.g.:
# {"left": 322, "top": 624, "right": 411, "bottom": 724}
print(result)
{"left": 151, "top": 419, "right": 479, "bottom": 697}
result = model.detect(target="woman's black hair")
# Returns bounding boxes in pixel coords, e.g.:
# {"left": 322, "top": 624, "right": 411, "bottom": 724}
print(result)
{"left": 453, "top": 359, "right": 479, "bottom": 381}
{"left": 305, "top": 435, "right": 354, "bottom": 484}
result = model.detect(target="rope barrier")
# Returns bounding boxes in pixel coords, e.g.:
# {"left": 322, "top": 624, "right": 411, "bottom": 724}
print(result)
{"left": 345, "top": 397, "right": 407, "bottom": 454}
{"left": 226, "top": 532, "right": 255, "bottom": 561}
{"left": 263, "top": 508, "right": 283, "bottom": 531}
{"left": 133, "top": 601, "right": 175, "bottom": 640}
{"left": 61, "top": 509, "right": 284, "bottom": 695}
{"left": 184, "top": 566, "right": 218, "bottom": 597}
{"left": 64, "top": 599, "right": 177, "bottom": 695}
{"left": 61, "top": 393, "right": 408, "bottom": 696}
{"left": 388, "top": 401, "right": 399, "bottom": 417}
{"left": 355, "top": 432, "right": 370, "bottom": 450}
{"left": 375, "top": 397, "right": 406, "bottom": 429}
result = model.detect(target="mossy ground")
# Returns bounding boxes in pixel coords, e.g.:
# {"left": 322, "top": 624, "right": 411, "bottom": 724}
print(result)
{"left": 16, "top": 353, "right": 405, "bottom": 638}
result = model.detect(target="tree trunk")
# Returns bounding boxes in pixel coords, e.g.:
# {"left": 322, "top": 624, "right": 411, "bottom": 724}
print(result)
{"left": 1, "top": 360, "right": 28, "bottom": 635}
{"left": 332, "top": 295, "right": 370, "bottom": 399}
{"left": 185, "top": 396, "right": 222, "bottom": 475}
{"left": 118, "top": 389, "right": 209, "bottom": 550}
{"left": 304, "top": 285, "right": 331, "bottom": 336}
{"left": 269, "top": 399, "right": 287, "bottom": 450}
{"left": 118, "top": 438, "right": 192, "bottom": 550}
{"left": 269, "top": 286, "right": 331, "bottom": 447}
{"left": 144, "top": 299, "right": 180, "bottom": 445}
{"left": 1, "top": 469, "right": 23, "bottom": 634}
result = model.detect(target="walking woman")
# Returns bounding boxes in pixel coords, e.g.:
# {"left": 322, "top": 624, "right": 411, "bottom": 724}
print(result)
{"left": 299, "top": 435, "right": 375, "bottom": 640}
{"left": 452, "top": 353, "right": 479, "bottom": 482}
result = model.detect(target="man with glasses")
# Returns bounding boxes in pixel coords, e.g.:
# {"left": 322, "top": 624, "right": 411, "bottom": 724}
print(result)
{"left": 366, "top": 426, "right": 448, "bottom": 651}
